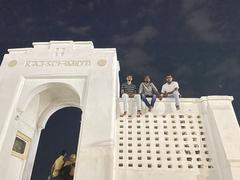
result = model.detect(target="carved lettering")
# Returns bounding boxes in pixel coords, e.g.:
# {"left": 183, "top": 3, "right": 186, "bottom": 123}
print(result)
{"left": 25, "top": 60, "right": 91, "bottom": 67}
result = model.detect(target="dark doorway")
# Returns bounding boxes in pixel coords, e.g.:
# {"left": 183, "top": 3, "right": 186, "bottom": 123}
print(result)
{"left": 31, "top": 107, "right": 82, "bottom": 180}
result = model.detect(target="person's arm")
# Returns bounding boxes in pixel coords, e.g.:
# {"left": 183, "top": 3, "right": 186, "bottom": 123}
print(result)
{"left": 159, "top": 85, "right": 165, "bottom": 98}
{"left": 151, "top": 83, "right": 160, "bottom": 96}
{"left": 168, "top": 88, "right": 178, "bottom": 94}
{"left": 134, "top": 84, "right": 137, "bottom": 94}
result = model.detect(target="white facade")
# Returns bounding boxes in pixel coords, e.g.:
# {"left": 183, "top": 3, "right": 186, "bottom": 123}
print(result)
{"left": 0, "top": 41, "right": 239, "bottom": 180}
{"left": 0, "top": 41, "right": 119, "bottom": 180}
{"left": 117, "top": 97, "right": 240, "bottom": 180}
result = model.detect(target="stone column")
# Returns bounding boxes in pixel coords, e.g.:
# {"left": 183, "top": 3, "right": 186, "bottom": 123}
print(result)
{"left": 204, "top": 96, "right": 240, "bottom": 180}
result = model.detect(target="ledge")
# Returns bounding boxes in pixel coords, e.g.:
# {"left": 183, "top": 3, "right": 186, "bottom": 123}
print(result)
{"left": 32, "top": 40, "right": 94, "bottom": 49}
{"left": 202, "top": 95, "right": 233, "bottom": 101}
{"left": 8, "top": 48, "right": 32, "bottom": 54}
{"left": 118, "top": 95, "right": 233, "bottom": 103}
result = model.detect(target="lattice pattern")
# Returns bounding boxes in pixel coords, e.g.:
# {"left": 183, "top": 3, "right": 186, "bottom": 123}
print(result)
{"left": 115, "top": 113, "right": 214, "bottom": 170}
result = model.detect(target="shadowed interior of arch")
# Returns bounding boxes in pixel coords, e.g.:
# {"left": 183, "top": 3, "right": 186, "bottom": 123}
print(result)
{"left": 31, "top": 107, "right": 82, "bottom": 180}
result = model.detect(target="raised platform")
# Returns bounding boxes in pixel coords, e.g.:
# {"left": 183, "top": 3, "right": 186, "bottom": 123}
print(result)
{"left": 115, "top": 96, "right": 240, "bottom": 180}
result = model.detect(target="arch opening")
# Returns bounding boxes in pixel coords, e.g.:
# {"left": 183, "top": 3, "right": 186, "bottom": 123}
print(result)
{"left": 17, "top": 82, "right": 82, "bottom": 180}
{"left": 30, "top": 107, "right": 82, "bottom": 180}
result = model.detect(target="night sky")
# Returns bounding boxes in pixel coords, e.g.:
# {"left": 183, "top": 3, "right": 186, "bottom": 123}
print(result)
{"left": 0, "top": 0, "right": 240, "bottom": 179}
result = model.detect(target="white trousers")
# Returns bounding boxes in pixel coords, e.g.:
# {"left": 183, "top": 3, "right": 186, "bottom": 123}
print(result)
{"left": 122, "top": 93, "right": 142, "bottom": 112}
{"left": 168, "top": 91, "right": 180, "bottom": 106}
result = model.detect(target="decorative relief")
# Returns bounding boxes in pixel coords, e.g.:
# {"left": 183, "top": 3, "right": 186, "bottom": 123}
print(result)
{"left": 97, "top": 59, "right": 107, "bottom": 66}
{"left": 25, "top": 60, "right": 91, "bottom": 67}
{"left": 8, "top": 60, "right": 18, "bottom": 67}
{"left": 11, "top": 131, "right": 31, "bottom": 160}
{"left": 15, "top": 110, "right": 23, "bottom": 121}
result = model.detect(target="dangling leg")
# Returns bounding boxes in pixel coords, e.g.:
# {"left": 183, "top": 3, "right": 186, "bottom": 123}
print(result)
{"left": 173, "top": 91, "right": 180, "bottom": 110}
{"left": 134, "top": 94, "right": 142, "bottom": 115}
{"left": 141, "top": 93, "right": 151, "bottom": 109}
{"left": 121, "top": 93, "right": 128, "bottom": 117}
{"left": 149, "top": 94, "right": 157, "bottom": 112}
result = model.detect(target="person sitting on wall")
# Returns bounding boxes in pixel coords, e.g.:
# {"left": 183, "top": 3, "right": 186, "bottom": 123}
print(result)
{"left": 120, "top": 75, "right": 142, "bottom": 117}
{"left": 49, "top": 150, "right": 67, "bottom": 179}
{"left": 139, "top": 75, "right": 160, "bottom": 112}
{"left": 160, "top": 74, "right": 180, "bottom": 110}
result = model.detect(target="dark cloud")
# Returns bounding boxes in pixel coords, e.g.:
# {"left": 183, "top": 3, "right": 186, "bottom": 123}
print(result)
{"left": 181, "top": 0, "right": 240, "bottom": 43}
{"left": 120, "top": 47, "right": 161, "bottom": 78}
{"left": 204, "top": 57, "right": 240, "bottom": 93}
{"left": 206, "top": 58, "right": 240, "bottom": 79}
{"left": 181, "top": 0, "right": 223, "bottom": 43}
{"left": 136, "top": 0, "right": 165, "bottom": 18}
{"left": 66, "top": 25, "right": 92, "bottom": 36}
{"left": 114, "top": 25, "right": 158, "bottom": 46}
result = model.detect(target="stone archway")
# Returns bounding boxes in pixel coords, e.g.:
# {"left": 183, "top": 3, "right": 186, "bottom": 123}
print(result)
{"left": 31, "top": 106, "right": 82, "bottom": 180}
{"left": 16, "top": 82, "right": 81, "bottom": 180}
{"left": 0, "top": 41, "right": 119, "bottom": 180}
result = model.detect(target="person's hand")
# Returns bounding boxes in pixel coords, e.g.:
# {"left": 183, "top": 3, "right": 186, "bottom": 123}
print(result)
{"left": 128, "top": 93, "right": 135, "bottom": 98}
{"left": 163, "top": 92, "right": 168, "bottom": 97}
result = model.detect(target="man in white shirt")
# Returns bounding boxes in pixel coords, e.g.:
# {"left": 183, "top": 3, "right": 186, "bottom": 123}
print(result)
{"left": 160, "top": 74, "right": 180, "bottom": 110}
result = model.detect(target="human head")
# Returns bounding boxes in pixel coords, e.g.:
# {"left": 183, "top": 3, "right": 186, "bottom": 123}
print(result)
{"left": 126, "top": 75, "right": 133, "bottom": 82}
{"left": 69, "top": 154, "right": 76, "bottom": 163}
{"left": 61, "top": 150, "right": 67, "bottom": 157}
{"left": 165, "top": 74, "right": 173, "bottom": 83}
{"left": 144, "top": 75, "right": 151, "bottom": 83}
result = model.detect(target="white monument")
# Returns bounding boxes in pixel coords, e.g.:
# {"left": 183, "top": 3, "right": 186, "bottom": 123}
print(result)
{"left": 0, "top": 41, "right": 239, "bottom": 180}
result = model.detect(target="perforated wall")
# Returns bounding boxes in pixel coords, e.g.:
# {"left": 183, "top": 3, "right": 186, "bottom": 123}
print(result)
{"left": 115, "top": 113, "right": 215, "bottom": 171}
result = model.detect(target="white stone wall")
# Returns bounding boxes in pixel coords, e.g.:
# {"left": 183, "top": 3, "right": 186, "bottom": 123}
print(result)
{"left": 0, "top": 41, "right": 119, "bottom": 180}
{"left": 116, "top": 97, "right": 240, "bottom": 180}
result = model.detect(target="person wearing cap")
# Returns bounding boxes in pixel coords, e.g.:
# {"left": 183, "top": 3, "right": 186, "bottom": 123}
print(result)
{"left": 160, "top": 74, "right": 180, "bottom": 110}
{"left": 139, "top": 75, "right": 160, "bottom": 112}
{"left": 120, "top": 75, "right": 142, "bottom": 116}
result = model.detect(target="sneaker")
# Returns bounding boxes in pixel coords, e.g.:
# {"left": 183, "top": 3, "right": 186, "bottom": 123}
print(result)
{"left": 176, "top": 105, "right": 180, "bottom": 110}
{"left": 148, "top": 106, "right": 153, "bottom": 112}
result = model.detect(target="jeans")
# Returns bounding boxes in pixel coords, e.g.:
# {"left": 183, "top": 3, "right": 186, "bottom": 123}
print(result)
{"left": 140, "top": 94, "right": 157, "bottom": 108}
{"left": 122, "top": 93, "right": 142, "bottom": 112}
{"left": 167, "top": 91, "right": 180, "bottom": 106}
